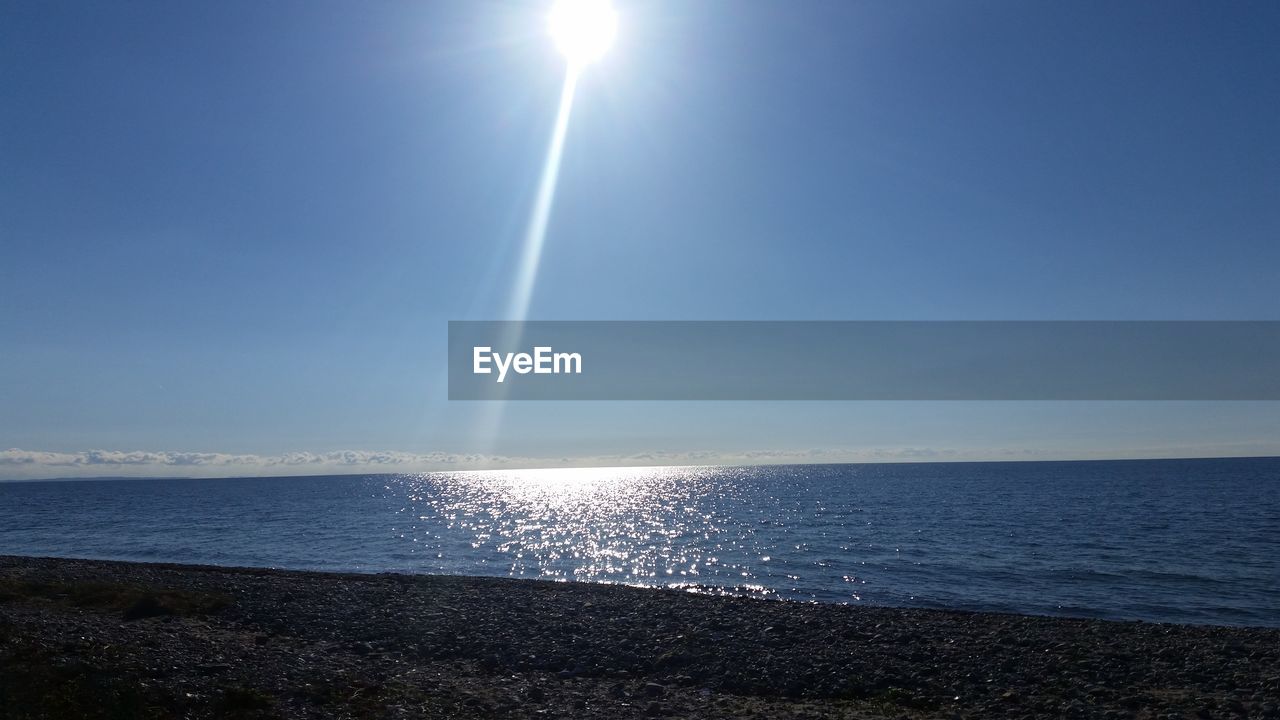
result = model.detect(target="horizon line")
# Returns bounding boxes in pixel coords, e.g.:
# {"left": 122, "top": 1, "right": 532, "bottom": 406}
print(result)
{"left": 4, "top": 452, "right": 1278, "bottom": 484}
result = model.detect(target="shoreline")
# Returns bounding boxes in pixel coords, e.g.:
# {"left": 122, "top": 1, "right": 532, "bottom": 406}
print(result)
{"left": 2, "top": 555, "right": 1278, "bottom": 719}
{"left": 0, "top": 552, "right": 1270, "bottom": 630}
{"left": 3, "top": 550, "right": 1273, "bottom": 631}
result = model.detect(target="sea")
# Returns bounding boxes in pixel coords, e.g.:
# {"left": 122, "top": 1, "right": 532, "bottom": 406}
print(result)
{"left": 2, "top": 457, "right": 1277, "bottom": 627}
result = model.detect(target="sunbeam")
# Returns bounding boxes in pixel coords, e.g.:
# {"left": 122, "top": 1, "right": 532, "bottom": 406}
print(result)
{"left": 471, "top": 1, "right": 617, "bottom": 453}
{"left": 506, "top": 68, "right": 579, "bottom": 324}
{"left": 472, "top": 68, "right": 577, "bottom": 454}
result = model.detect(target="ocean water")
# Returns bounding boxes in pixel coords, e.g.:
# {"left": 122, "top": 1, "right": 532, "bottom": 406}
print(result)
{"left": 2, "top": 458, "right": 1278, "bottom": 627}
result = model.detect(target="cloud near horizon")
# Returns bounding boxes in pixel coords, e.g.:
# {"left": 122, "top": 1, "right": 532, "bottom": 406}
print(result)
{"left": 3, "top": 443, "right": 1272, "bottom": 481}
{"left": 0, "top": 445, "right": 1002, "bottom": 480}
{"left": 0, "top": 448, "right": 518, "bottom": 476}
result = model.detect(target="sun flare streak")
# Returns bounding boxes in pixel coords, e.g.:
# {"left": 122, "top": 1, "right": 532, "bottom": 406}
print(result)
{"left": 472, "top": 70, "right": 578, "bottom": 451}
{"left": 474, "top": 2, "right": 614, "bottom": 450}
{"left": 506, "top": 69, "right": 578, "bottom": 323}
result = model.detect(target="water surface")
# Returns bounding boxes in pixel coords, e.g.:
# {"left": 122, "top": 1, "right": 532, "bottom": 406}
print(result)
{"left": 2, "top": 458, "right": 1277, "bottom": 626}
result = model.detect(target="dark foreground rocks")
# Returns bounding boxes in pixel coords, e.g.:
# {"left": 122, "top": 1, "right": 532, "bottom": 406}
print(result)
{"left": 1, "top": 556, "right": 1277, "bottom": 719}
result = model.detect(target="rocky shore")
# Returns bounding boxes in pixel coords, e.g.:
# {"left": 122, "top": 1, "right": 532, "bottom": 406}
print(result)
{"left": 1, "top": 555, "right": 1277, "bottom": 719}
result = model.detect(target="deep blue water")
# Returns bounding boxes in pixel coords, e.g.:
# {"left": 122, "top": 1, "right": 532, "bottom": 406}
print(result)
{"left": 2, "top": 458, "right": 1278, "bottom": 627}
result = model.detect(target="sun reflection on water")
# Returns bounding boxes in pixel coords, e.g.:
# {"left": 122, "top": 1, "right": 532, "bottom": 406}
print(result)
{"left": 394, "top": 465, "right": 780, "bottom": 597}
{"left": 3, "top": 462, "right": 1274, "bottom": 623}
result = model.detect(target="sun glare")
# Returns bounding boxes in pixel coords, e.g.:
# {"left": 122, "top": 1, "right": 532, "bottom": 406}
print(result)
{"left": 549, "top": 0, "right": 617, "bottom": 68}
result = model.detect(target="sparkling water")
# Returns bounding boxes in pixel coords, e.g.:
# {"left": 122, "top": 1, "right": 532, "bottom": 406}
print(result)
{"left": 2, "top": 457, "right": 1277, "bottom": 626}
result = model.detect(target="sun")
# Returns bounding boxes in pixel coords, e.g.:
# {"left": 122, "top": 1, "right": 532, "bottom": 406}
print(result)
{"left": 549, "top": 0, "right": 617, "bottom": 68}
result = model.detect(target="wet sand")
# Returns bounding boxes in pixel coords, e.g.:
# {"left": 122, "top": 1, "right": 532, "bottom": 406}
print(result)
{"left": 1, "top": 555, "right": 1277, "bottom": 719}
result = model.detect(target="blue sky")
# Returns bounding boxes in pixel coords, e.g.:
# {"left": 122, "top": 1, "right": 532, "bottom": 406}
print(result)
{"left": 2, "top": 0, "right": 1278, "bottom": 478}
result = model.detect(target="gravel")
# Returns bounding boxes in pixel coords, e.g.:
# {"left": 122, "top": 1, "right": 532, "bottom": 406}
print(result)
{"left": 2, "top": 555, "right": 1277, "bottom": 719}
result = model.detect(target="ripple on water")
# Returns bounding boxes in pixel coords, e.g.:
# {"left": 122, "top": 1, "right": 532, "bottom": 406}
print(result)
{"left": 0, "top": 458, "right": 1278, "bottom": 626}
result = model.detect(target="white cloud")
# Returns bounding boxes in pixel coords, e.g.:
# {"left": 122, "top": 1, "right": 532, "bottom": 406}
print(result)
{"left": 3, "top": 442, "right": 1269, "bottom": 481}
{"left": 0, "top": 445, "right": 977, "bottom": 480}
{"left": 0, "top": 448, "right": 520, "bottom": 477}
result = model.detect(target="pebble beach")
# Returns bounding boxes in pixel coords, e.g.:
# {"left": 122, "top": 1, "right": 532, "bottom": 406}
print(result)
{"left": 2, "top": 555, "right": 1278, "bottom": 719}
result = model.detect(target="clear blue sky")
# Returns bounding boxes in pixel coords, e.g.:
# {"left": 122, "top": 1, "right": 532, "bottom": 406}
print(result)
{"left": 2, "top": 0, "right": 1278, "bottom": 478}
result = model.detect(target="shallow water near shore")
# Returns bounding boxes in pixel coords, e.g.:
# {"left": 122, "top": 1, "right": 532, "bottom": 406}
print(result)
{"left": 2, "top": 457, "right": 1278, "bottom": 627}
